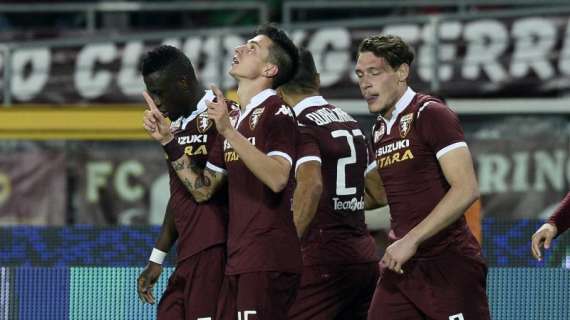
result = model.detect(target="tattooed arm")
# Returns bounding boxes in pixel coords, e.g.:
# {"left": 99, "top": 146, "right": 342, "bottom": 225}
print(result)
{"left": 142, "top": 91, "right": 225, "bottom": 203}
{"left": 169, "top": 155, "right": 225, "bottom": 203}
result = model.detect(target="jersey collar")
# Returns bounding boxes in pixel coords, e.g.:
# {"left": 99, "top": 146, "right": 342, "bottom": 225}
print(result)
{"left": 292, "top": 95, "right": 328, "bottom": 116}
{"left": 174, "top": 90, "right": 214, "bottom": 130}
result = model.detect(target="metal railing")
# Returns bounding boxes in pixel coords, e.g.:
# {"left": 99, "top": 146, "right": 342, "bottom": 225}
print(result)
{"left": 0, "top": 1, "right": 268, "bottom": 33}
{"left": 2, "top": 5, "right": 570, "bottom": 109}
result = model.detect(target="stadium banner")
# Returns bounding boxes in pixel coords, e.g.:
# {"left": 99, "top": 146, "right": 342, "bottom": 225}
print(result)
{"left": 71, "top": 141, "right": 170, "bottom": 225}
{"left": 466, "top": 115, "right": 570, "bottom": 220}
{"left": 0, "top": 151, "right": 66, "bottom": 225}
{"left": 2, "top": 13, "right": 570, "bottom": 103}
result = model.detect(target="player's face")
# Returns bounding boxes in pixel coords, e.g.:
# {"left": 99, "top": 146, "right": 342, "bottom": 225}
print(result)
{"left": 230, "top": 35, "right": 273, "bottom": 80}
{"left": 355, "top": 51, "right": 406, "bottom": 116}
{"left": 143, "top": 68, "right": 192, "bottom": 121}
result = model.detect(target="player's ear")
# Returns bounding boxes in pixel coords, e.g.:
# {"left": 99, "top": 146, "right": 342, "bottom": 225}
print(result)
{"left": 316, "top": 73, "right": 321, "bottom": 88}
{"left": 397, "top": 63, "right": 409, "bottom": 83}
{"left": 264, "top": 63, "right": 279, "bottom": 78}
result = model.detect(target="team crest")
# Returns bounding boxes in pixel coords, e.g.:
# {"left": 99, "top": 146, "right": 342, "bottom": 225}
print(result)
{"left": 196, "top": 112, "right": 213, "bottom": 133}
{"left": 399, "top": 113, "right": 414, "bottom": 138}
{"left": 250, "top": 107, "right": 264, "bottom": 130}
{"left": 374, "top": 122, "right": 386, "bottom": 143}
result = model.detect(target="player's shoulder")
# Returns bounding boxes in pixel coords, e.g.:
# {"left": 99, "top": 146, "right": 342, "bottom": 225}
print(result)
{"left": 411, "top": 93, "right": 455, "bottom": 121}
{"left": 262, "top": 95, "right": 295, "bottom": 119}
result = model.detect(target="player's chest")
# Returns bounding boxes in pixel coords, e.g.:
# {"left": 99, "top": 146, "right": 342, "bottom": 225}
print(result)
{"left": 223, "top": 107, "right": 268, "bottom": 166}
{"left": 174, "top": 116, "right": 215, "bottom": 159}
{"left": 372, "top": 115, "right": 427, "bottom": 172}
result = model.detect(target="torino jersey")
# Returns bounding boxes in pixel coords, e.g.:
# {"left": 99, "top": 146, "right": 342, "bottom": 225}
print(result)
{"left": 294, "top": 96, "right": 377, "bottom": 266}
{"left": 168, "top": 90, "right": 229, "bottom": 264}
{"left": 371, "top": 88, "right": 480, "bottom": 258}
{"left": 207, "top": 89, "right": 302, "bottom": 275}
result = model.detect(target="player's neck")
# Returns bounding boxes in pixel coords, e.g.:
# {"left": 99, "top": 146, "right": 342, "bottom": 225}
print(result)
{"left": 236, "top": 79, "right": 272, "bottom": 109}
{"left": 283, "top": 92, "right": 319, "bottom": 108}
{"left": 382, "top": 85, "right": 408, "bottom": 121}
{"left": 183, "top": 84, "right": 205, "bottom": 117}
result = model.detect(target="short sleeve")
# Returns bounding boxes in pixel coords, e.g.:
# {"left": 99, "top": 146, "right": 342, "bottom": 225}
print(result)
{"left": 266, "top": 105, "right": 298, "bottom": 166}
{"left": 205, "top": 135, "right": 227, "bottom": 174}
{"left": 416, "top": 101, "right": 466, "bottom": 159}
{"left": 295, "top": 125, "right": 322, "bottom": 173}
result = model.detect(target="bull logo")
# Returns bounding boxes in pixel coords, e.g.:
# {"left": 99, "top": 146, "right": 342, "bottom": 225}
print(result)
{"left": 399, "top": 113, "right": 413, "bottom": 138}
{"left": 196, "top": 112, "right": 213, "bottom": 133}
{"left": 250, "top": 107, "right": 264, "bottom": 130}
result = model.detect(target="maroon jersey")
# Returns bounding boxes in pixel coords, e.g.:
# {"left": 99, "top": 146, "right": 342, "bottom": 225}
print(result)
{"left": 371, "top": 88, "right": 480, "bottom": 258}
{"left": 547, "top": 192, "right": 570, "bottom": 235}
{"left": 207, "top": 89, "right": 302, "bottom": 275}
{"left": 168, "top": 90, "right": 228, "bottom": 264}
{"left": 293, "top": 96, "right": 377, "bottom": 266}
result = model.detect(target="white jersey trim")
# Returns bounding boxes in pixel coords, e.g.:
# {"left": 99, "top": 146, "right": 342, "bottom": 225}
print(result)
{"left": 295, "top": 156, "right": 322, "bottom": 175}
{"left": 365, "top": 161, "right": 377, "bottom": 176}
{"left": 205, "top": 161, "right": 227, "bottom": 175}
{"left": 292, "top": 96, "right": 328, "bottom": 116}
{"left": 267, "top": 151, "right": 293, "bottom": 166}
{"left": 436, "top": 142, "right": 468, "bottom": 159}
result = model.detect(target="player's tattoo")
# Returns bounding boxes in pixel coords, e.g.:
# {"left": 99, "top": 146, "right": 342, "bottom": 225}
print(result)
{"left": 172, "top": 160, "right": 185, "bottom": 171}
{"left": 182, "top": 177, "right": 194, "bottom": 191}
{"left": 195, "top": 168, "right": 217, "bottom": 189}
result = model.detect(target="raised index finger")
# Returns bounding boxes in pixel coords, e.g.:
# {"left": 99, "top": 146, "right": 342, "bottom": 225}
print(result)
{"left": 209, "top": 84, "right": 225, "bottom": 102}
{"left": 142, "top": 91, "right": 159, "bottom": 113}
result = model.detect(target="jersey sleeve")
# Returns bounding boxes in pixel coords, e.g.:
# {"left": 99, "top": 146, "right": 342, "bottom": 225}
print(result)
{"left": 547, "top": 192, "right": 570, "bottom": 236}
{"left": 266, "top": 105, "right": 298, "bottom": 167}
{"left": 416, "top": 101, "right": 467, "bottom": 159}
{"left": 295, "top": 124, "right": 321, "bottom": 174}
{"left": 205, "top": 134, "right": 227, "bottom": 175}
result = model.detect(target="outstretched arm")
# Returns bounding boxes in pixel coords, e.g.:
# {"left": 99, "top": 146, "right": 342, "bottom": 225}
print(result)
{"left": 531, "top": 192, "right": 570, "bottom": 260}
{"left": 137, "top": 200, "right": 178, "bottom": 304}
{"left": 142, "top": 91, "right": 225, "bottom": 202}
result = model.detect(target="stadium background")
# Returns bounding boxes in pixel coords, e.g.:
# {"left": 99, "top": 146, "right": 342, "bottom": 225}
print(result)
{"left": 0, "top": 0, "right": 569, "bottom": 319}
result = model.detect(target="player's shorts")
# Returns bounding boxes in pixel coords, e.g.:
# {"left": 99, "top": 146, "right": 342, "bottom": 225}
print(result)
{"left": 215, "top": 271, "right": 301, "bottom": 320}
{"left": 367, "top": 252, "right": 490, "bottom": 320}
{"left": 288, "top": 262, "right": 379, "bottom": 320}
{"left": 157, "top": 244, "right": 225, "bottom": 320}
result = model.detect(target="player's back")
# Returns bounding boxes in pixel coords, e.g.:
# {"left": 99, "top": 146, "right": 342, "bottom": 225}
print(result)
{"left": 294, "top": 96, "right": 377, "bottom": 266}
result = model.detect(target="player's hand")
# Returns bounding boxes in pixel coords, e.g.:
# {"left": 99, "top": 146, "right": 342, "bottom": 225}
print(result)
{"left": 142, "top": 91, "right": 174, "bottom": 145}
{"left": 381, "top": 235, "right": 418, "bottom": 274}
{"left": 531, "top": 223, "right": 557, "bottom": 261}
{"left": 206, "top": 84, "right": 233, "bottom": 137}
{"left": 137, "top": 262, "right": 162, "bottom": 304}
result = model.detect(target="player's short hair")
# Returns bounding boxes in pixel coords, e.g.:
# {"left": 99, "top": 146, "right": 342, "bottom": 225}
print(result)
{"left": 140, "top": 45, "right": 196, "bottom": 79}
{"left": 255, "top": 23, "right": 299, "bottom": 89}
{"left": 279, "top": 47, "right": 319, "bottom": 95}
{"left": 358, "top": 35, "right": 415, "bottom": 70}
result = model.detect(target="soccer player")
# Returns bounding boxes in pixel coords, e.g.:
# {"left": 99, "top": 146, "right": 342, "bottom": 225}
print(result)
{"left": 531, "top": 192, "right": 570, "bottom": 260}
{"left": 278, "top": 48, "right": 380, "bottom": 320}
{"left": 144, "top": 24, "right": 302, "bottom": 319}
{"left": 355, "top": 35, "right": 490, "bottom": 320}
{"left": 137, "top": 45, "right": 228, "bottom": 320}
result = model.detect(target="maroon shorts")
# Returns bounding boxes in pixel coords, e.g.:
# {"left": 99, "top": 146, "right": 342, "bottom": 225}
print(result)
{"left": 215, "top": 271, "right": 301, "bottom": 320}
{"left": 367, "top": 253, "right": 490, "bottom": 320}
{"left": 288, "top": 262, "right": 379, "bottom": 320}
{"left": 157, "top": 245, "right": 225, "bottom": 320}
